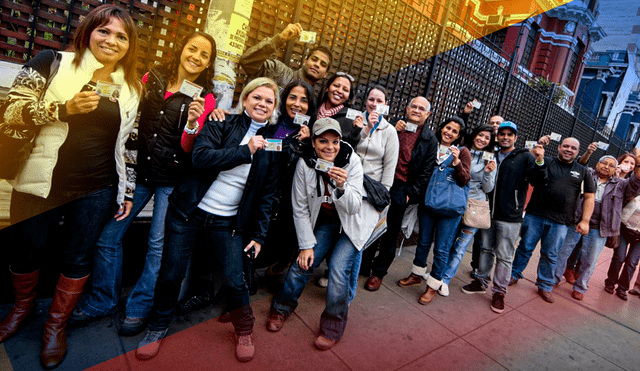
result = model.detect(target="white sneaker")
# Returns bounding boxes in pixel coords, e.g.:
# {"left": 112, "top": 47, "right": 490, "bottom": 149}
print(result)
{"left": 438, "top": 283, "right": 449, "bottom": 297}
{"left": 136, "top": 328, "right": 168, "bottom": 360}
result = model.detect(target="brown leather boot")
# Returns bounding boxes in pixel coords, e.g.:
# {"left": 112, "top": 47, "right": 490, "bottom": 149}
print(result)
{"left": 40, "top": 274, "right": 89, "bottom": 370}
{"left": 418, "top": 287, "right": 437, "bottom": 305}
{"left": 0, "top": 269, "right": 39, "bottom": 343}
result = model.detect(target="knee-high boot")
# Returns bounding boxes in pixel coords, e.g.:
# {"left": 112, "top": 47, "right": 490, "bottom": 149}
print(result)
{"left": 40, "top": 274, "right": 89, "bottom": 370}
{"left": 0, "top": 269, "right": 39, "bottom": 343}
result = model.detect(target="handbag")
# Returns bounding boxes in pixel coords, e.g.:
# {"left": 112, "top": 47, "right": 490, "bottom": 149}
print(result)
{"left": 423, "top": 154, "right": 469, "bottom": 217}
{"left": 363, "top": 173, "right": 391, "bottom": 212}
{"left": 0, "top": 50, "right": 62, "bottom": 180}
{"left": 462, "top": 198, "right": 491, "bottom": 229}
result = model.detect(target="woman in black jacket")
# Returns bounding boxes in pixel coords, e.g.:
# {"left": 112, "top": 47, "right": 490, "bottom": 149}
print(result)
{"left": 135, "top": 77, "right": 281, "bottom": 363}
{"left": 315, "top": 72, "right": 362, "bottom": 149}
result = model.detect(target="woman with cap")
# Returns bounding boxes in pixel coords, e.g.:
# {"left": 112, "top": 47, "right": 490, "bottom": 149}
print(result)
{"left": 266, "top": 117, "right": 379, "bottom": 350}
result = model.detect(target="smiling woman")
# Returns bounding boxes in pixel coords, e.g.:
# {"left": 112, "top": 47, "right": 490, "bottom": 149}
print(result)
{"left": 0, "top": 4, "right": 141, "bottom": 369}
{"left": 315, "top": 73, "right": 361, "bottom": 149}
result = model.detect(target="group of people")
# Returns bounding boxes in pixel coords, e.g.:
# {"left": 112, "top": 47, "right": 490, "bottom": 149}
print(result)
{"left": 1, "top": 12, "right": 639, "bottom": 369}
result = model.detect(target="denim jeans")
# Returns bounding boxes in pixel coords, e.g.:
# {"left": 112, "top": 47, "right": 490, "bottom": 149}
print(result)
{"left": 606, "top": 234, "right": 640, "bottom": 293}
{"left": 555, "top": 228, "right": 606, "bottom": 294}
{"left": 442, "top": 225, "right": 478, "bottom": 284}
{"left": 605, "top": 236, "right": 630, "bottom": 290}
{"left": 271, "top": 218, "right": 361, "bottom": 341}
{"left": 413, "top": 206, "right": 461, "bottom": 281}
{"left": 370, "top": 183, "right": 408, "bottom": 279}
{"left": 478, "top": 220, "right": 521, "bottom": 295}
{"left": 511, "top": 214, "right": 569, "bottom": 292}
{"left": 78, "top": 183, "right": 173, "bottom": 318}
{"left": 148, "top": 207, "right": 254, "bottom": 336}
{"left": 9, "top": 187, "right": 117, "bottom": 278}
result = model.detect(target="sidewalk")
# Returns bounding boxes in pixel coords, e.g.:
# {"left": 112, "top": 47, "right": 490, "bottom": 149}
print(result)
{"left": 1, "top": 244, "right": 639, "bottom": 371}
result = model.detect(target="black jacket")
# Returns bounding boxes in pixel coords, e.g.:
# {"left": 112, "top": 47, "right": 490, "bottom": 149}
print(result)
{"left": 136, "top": 68, "right": 210, "bottom": 185}
{"left": 393, "top": 119, "right": 439, "bottom": 204}
{"left": 168, "top": 113, "right": 280, "bottom": 244}
{"left": 490, "top": 148, "right": 547, "bottom": 222}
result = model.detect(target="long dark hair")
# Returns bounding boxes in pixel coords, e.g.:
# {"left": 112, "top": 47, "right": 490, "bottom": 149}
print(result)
{"left": 435, "top": 116, "right": 466, "bottom": 146}
{"left": 319, "top": 73, "right": 355, "bottom": 107}
{"left": 72, "top": 4, "right": 141, "bottom": 94}
{"left": 156, "top": 31, "right": 216, "bottom": 92}
{"left": 467, "top": 125, "right": 495, "bottom": 151}
{"left": 279, "top": 80, "right": 317, "bottom": 123}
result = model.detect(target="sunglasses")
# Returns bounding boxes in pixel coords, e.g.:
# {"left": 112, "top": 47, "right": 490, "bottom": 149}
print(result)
{"left": 335, "top": 71, "right": 355, "bottom": 82}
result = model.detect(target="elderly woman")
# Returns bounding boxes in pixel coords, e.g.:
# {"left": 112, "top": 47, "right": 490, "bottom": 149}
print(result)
{"left": 267, "top": 117, "right": 379, "bottom": 350}
{"left": 135, "top": 77, "right": 281, "bottom": 363}
{"left": 0, "top": 5, "right": 140, "bottom": 369}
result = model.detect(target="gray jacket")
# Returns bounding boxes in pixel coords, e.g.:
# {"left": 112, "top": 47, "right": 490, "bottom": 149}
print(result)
{"left": 468, "top": 149, "right": 496, "bottom": 201}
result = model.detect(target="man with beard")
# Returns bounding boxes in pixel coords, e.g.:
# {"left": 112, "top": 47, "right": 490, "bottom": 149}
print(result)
{"left": 509, "top": 137, "right": 596, "bottom": 304}
{"left": 461, "top": 122, "right": 547, "bottom": 313}
{"left": 239, "top": 23, "right": 332, "bottom": 92}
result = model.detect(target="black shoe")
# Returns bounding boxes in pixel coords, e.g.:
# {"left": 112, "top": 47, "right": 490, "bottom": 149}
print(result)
{"left": 176, "top": 291, "right": 211, "bottom": 315}
{"left": 616, "top": 290, "right": 628, "bottom": 301}
{"left": 490, "top": 292, "right": 505, "bottom": 313}
{"left": 119, "top": 317, "right": 147, "bottom": 336}
{"left": 508, "top": 277, "right": 518, "bottom": 286}
{"left": 469, "top": 269, "right": 479, "bottom": 279}
{"left": 68, "top": 308, "right": 96, "bottom": 327}
{"left": 461, "top": 279, "right": 486, "bottom": 294}
{"left": 604, "top": 286, "right": 614, "bottom": 294}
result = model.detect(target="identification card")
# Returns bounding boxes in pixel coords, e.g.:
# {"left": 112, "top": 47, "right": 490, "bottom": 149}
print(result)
{"left": 293, "top": 113, "right": 310, "bottom": 126}
{"left": 315, "top": 159, "right": 333, "bottom": 172}
{"left": 550, "top": 132, "right": 562, "bottom": 141}
{"left": 375, "top": 104, "right": 389, "bottom": 115}
{"left": 265, "top": 139, "right": 282, "bottom": 152}
{"left": 405, "top": 122, "right": 418, "bottom": 133}
{"left": 299, "top": 31, "right": 317, "bottom": 44}
{"left": 96, "top": 81, "right": 121, "bottom": 99}
{"left": 179, "top": 79, "right": 203, "bottom": 98}
{"left": 597, "top": 141, "right": 609, "bottom": 150}
{"left": 482, "top": 151, "right": 495, "bottom": 162}
{"left": 346, "top": 108, "right": 362, "bottom": 120}
{"left": 525, "top": 141, "right": 537, "bottom": 149}
{"left": 471, "top": 99, "right": 481, "bottom": 109}
{"left": 321, "top": 195, "right": 333, "bottom": 204}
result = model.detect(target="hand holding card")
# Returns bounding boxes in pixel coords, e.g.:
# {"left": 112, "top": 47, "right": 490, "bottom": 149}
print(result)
{"left": 179, "top": 80, "right": 203, "bottom": 99}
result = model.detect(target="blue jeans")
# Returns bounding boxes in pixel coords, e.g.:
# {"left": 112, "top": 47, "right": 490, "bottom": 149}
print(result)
{"left": 555, "top": 228, "right": 606, "bottom": 294}
{"left": 511, "top": 214, "right": 569, "bottom": 292}
{"left": 148, "top": 207, "right": 254, "bottom": 335}
{"left": 413, "top": 206, "right": 461, "bottom": 281}
{"left": 442, "top": 225, "right": 478, "bottom": 284}
{"left": 9, "top": 187, "right": 117, "bottom": 278}
{"left": 271, "top": 218, "right": 361, "bottom": 341}
{"left": 478, "top": 220, "right": 521, "bottom": 295}
{"left": 610, "top": 234, "right": 640, "bottom": 293}
{"left": 78, "top": 183, "right": 173, "bottom": 318}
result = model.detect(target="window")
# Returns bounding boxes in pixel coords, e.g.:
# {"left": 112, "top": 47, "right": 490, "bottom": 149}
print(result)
{"left": 520, "top": 24, "right": 538, "bottom": 70}
{"left": 479, "top": 28, "right": 507, "bottom": 55}
{"left": 565, "top": 42, "right": 583, "bottom": 87}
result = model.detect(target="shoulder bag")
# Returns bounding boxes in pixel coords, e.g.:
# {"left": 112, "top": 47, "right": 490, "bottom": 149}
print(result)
{"left": 0, "top": 50, "right": 62, "bottom": 180}
{"left": 462, "top": 197, "right": 491, "bottom": 229}
{"left": 423, "top": 154, "right": 469, "bottom": 217}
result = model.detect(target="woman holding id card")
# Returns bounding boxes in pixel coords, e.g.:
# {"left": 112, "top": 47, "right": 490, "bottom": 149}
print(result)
{"left": 440, "top": 125, "right": 496, "bottom": 295}
{"left": 268, "top": 117, "right": 379, "bottom": 350}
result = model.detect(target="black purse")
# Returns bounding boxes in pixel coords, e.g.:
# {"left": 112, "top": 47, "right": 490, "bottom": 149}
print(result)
{"left": 0, "top": 51, "right": 62, "bottom": 180}
{"left": 363, "top": 173, "right": 391, "bottom": 212}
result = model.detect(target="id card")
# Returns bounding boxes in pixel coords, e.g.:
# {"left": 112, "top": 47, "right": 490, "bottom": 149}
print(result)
{"left": 265, "top": 139, "right": 282, "bottom": 152}
{"left": 482, "top": 151, "right": 495, "bottom": 162}
{"left": 346, "top": 108, "right": 362, "bottom": 120}
{"left": 321, "top": 195, "right": 333, "bottom": 204}
{"left": 525, "top": 141, "right": 537, "bottom": 149}
{"left": 597, "top": 141, "right": 609, "bottom": 150}
{"left": 471, "top": 99, "right": 481, "bottom": 109}
{"left": 405, "top": 122, "right": 418, "bottom": 133}
{"left": 179, "top": 79, "right": 203, "bottom": 98}
{"left": 299, "top": 31, "right": 317, "bottom": 43}
{"left": 375, "top": 104, "right": 389, "bottom": 115}
{"left": 550, "top": 132, "right": 562, "bottom": 141}
{"left": 96, "top": 81, "right": 121, "bottom": 99}
{"left": 315, "top": 159, "right": 333, "bottom": 172}
{"left": 293, "top": 113, "right": 310, "bottom": 126}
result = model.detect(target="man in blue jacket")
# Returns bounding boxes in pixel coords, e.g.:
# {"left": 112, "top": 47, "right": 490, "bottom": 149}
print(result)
{"left": 461, "top": 121, "right": 547, "bottom": 314}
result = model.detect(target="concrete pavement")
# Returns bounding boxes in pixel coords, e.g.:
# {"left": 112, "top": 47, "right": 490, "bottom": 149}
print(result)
{"left": 1, "top": 244, "right": 639, "bottom": 370}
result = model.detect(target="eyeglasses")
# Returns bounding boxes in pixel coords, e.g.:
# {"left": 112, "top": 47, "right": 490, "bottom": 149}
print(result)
{"left": 335, "top": 71, "right": 355, "bottom": 82}
{"left": 408, "top": 104, "right": 428, "bottom": 112}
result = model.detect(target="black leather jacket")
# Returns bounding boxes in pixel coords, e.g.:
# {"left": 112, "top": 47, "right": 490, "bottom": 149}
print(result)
{"left": 168, "top": 113, "right": 280, "bottom": 243}
{"left": 136, "top": 68, "right": 209, "bottom": 185}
